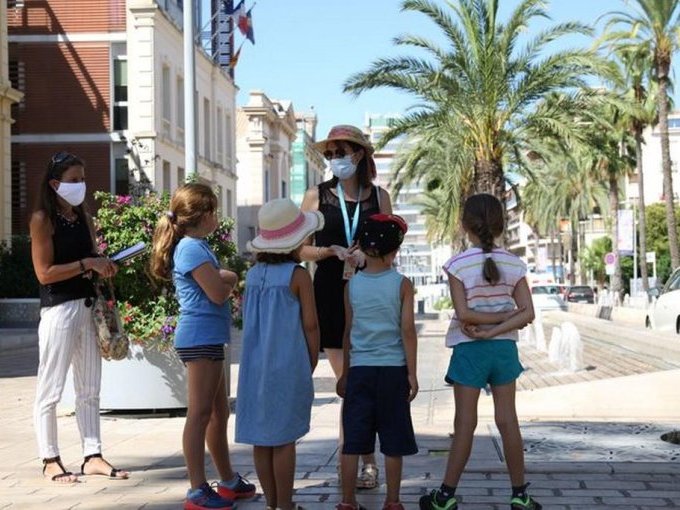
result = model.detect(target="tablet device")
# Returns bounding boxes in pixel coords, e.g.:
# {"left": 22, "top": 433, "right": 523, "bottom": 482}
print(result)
{"left": 110, "top": 241, "right": 147, "bottom": 263}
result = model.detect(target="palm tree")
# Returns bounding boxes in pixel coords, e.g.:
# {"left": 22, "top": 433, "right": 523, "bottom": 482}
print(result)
{"left": 389, "top": 130, "right": 474, "bottom": 243}
{"left": 523, "top": 148, "right": 610, "bottom": 286}
{"left": 615, "top": 47, "right": 658, "bottom": 291}
{"left": 603, "top": 0, "right": 680, "bottom": 269}
{"left": 344, "top": 0, "right": 616, "bottom": 205}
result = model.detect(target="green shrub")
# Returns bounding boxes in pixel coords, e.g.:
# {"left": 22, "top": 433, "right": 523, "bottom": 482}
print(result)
{"left": 433, "top": 296, "right": 453, "bottom": 310}
{"left": 95, "top": 192, "right": 247, "bottom": 351}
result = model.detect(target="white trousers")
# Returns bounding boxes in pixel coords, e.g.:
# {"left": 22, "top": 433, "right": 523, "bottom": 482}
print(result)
{"left": 34, "top": 298, "right": 102, "bottom": 459}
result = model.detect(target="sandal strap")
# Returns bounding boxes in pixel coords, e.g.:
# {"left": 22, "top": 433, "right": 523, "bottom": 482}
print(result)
{"left": 81, "top": 453, "right": 103, "bottom": 474}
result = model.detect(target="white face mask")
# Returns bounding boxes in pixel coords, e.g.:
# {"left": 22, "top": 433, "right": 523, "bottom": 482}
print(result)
{"left": 330, "top": 155, "right": 358, "bottom": 180}
{"left": 54, "top": 181, "right": 86, "bottom": 206}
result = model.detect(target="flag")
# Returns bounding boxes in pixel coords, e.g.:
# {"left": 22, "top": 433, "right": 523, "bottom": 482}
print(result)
{"left": 230, "top": 44, "right": 242, "bottom": 68}
{"left": 241, "top": 7, "right": 255, "bottom": 44}
{"left": 224, "top": 0, "right": 246, "bottom": 26}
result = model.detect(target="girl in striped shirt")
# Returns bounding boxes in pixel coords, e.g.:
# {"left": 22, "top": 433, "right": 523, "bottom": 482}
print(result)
{"left": 420, "top": 194, "right": 541, "bottom": 510}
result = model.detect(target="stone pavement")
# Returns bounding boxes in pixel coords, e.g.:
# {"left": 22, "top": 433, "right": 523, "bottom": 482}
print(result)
{"left": 1, "top": 315, "right": 679, "bottom": 509}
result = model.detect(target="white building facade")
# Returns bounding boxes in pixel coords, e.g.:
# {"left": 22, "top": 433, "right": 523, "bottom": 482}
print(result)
{"left": 126, "top": 0, "right": 238, "bottom": 222}
{"left": 236, "top": 91, "right": 297, "bottom": 254}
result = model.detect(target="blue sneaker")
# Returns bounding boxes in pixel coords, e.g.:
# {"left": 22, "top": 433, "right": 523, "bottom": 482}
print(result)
{"left": 184, "top": 482, "right": 234, "bottom": 510}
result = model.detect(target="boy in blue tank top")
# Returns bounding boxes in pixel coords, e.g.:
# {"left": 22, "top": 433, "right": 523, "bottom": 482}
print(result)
{"left": 336, "top": 214, "right": 418, "bottom": 510}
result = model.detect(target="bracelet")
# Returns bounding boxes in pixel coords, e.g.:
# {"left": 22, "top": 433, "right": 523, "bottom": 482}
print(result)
{"left": 316, "top": 246, "right": 323, "bottom": 260}
{"left": 79, "top": 259, "right": 86, "bottom": 273}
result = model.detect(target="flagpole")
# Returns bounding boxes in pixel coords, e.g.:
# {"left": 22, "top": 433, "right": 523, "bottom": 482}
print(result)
{"left": 184, "top": 0, "right": 197, "bottom": 177}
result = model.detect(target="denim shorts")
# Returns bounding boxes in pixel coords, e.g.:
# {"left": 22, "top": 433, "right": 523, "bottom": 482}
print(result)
{"left": 342, "top": 366, "right": 418, "bottom": 457}
{"left": 446, "top": 340, "right": 523, "bottom": 389}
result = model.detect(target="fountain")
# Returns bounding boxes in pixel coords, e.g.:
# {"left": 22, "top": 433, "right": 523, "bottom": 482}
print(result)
{"left": 547, "top": 321, "right": 584, "bottom": 372}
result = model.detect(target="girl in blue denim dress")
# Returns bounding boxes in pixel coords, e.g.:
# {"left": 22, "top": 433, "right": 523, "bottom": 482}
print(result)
{"left": 236, "top": 198, "right": 323, "bottom": 510}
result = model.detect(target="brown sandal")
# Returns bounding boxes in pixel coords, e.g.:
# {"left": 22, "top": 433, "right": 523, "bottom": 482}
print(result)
{"left": 42, "top": 456, "right": 77, "bottom": 484}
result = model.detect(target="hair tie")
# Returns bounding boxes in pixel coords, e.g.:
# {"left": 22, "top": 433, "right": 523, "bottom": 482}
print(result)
{"left": 166, "top": 211, "right": 175, "bottom": 221}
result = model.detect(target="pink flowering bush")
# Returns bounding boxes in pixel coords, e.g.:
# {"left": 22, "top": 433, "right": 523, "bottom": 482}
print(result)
{"left": 95, "top": 191, "right": 246, "bottom": 351}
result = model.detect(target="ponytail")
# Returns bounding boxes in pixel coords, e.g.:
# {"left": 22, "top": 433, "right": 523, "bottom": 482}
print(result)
{"left": 150, "top": 215, "right": 179, "bottom": 280}
{"left": 479, "top": 225, "right": 500, "bottom": 285}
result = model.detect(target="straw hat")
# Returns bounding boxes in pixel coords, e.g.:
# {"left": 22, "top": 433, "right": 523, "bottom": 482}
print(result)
{"left": 313, "top": 125, "right": 374, "bottom": 155}
{"left": 247, "top": 198, "right": 324, "bottom": 254}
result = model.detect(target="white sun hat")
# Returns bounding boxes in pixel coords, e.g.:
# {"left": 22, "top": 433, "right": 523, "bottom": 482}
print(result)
{"left": 247, "top": 198, "right": 324, "bottom": 254}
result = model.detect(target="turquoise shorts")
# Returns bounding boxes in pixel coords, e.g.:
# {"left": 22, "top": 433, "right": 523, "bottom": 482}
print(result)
{"left": 446, "top": 340, "right": 524, "bottom": 389}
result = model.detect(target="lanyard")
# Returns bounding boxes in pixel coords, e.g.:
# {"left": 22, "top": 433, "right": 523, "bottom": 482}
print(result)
{"left": 337, "top": 182, "right": 362, "bottom": 247}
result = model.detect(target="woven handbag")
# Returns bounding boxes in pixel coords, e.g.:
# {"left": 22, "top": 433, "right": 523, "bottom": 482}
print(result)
{"left": 92, "top": 279, "right": 129, "bottom": 361}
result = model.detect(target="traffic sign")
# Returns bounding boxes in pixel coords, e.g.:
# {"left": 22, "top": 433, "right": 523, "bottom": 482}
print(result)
{"left": 604, "top": 252, "right": 616, "bottom": 265}
{"left": 646, "top": 251, "right": 656, "bottom": 263}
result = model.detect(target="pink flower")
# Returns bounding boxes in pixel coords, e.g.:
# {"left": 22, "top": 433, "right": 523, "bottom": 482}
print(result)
{"left": 116, "top": 195, "right": 133, "bottom": 205}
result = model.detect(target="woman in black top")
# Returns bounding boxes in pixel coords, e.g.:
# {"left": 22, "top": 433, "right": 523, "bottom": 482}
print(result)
{"left": 30, "top": 152, "right": 128, "bottom": 483}
{"left": 301, "top": 125, "right": 392, "bottom": 489}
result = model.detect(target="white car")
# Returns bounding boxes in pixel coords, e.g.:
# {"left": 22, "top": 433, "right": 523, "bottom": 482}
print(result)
{"left": 646, "top": 267, "right": 680, "bottom": 334}
{"left": 531, "top": 285, "right": 568, "bottom": 312}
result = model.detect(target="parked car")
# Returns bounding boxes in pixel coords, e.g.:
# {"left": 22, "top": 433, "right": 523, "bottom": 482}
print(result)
{"left": 565, "top": 285, "right": 595, "bottom": 304}
{"left": 645, "top": 267, "right": 680, "bottom": 334}
{"left": 531, "top": 285, "right": 568, "bottom": 312}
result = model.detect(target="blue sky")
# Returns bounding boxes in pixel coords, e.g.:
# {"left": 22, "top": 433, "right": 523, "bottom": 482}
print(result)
{"left": 230, "top": 0, "right": 626, "bottom": 137}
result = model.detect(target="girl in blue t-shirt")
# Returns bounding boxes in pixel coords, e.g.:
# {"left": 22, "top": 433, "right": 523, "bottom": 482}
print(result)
{"left": 150, "top": 183, "right": 254, "bottom": 510}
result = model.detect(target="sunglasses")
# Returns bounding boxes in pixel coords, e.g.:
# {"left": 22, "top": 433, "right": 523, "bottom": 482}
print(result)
{"left": 49, "top": 151, "right": 78, "bottom": 172}
{"left": 323, "top": 148, "right": 353, "bottom": 161}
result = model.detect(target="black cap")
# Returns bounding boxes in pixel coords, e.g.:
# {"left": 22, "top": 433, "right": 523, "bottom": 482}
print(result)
{"left": 358, "top": 214, "right": 408, "bottom": 257}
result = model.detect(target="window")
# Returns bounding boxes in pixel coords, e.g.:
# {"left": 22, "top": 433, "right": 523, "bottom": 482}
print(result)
{"left": 11, "top": 160, "right": 27, "bottom": 234}
{"left": 176, "top": 76, "right": 184, "bottom": 144}
{"left": 8, "top": 60, "right": 25, "bottom": 110}
{"left": 178, "top": 166, "right": 185, "bottom": 185}
{"left": 115, "top": 159, "right": 129, "bottom": 195}
{"left": 162, "top": 160, "right": 171, "bottom": 192}
{"left": 226, "top": 189, "right": 233, "bottom": 218}
{"left": 203, "top": 98, "right": 211, "bottom": 159}
{"left": 216, "top": 107, "right": 224, "bottom": 164}
{"left": 113, "top": 57, "right": 128, "bottom": 130}
{"left": 162, "top": 65, "right": 171, "bottom": 138}
{"left": 225, "top": 112, "right": 232, "bottom": 162}
{"left": 264, "top": 170, "right": 270, "bottom": 202}
{"left": 281, "top": 180, "right": 287, "bottom": 199}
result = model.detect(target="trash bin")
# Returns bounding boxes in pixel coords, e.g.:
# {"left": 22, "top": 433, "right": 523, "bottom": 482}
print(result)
{"left": 417, "top": 299, "right": 425, "bottom": 315}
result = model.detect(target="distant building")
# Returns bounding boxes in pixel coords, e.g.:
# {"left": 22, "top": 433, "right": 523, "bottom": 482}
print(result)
{"left": 8, "top": 0, "right": 237, "bottom": 235}
{"left": 365, "top": 113, "right": 450, "bottom": 286}
{"left": 236, "top": 91, "right": 297, "bottom": 254}
{"left": 625, "top": 111, "right": 680, "bottom": 205}
{"left": 0, "top": 1, "right": 23, "bottom": 241}
{"left": 290, "top": 111, "right": 324, "bottom": 206}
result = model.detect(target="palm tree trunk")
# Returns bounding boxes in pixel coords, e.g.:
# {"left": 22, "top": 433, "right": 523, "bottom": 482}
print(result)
{"left": 635, "top": 128, "right": 649, "bottom": 291}
{"left": 609, "top": 174, "right": 622, "bottom": 299}
{"left": 569, "top": 220, "right": 577, "bottom": 286}
{"left": 657, "top": 66, "right": 680, "bottom": 268}
{"left": 474, "top": 158, "right": 504, "bottom": 201}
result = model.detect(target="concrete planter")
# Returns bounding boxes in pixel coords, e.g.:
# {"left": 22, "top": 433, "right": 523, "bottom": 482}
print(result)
{"left": 61, "top": 342, "right": 188, "bottom": 410}
{"left": 0, "top": 298, "right": 40, "bottom": 328}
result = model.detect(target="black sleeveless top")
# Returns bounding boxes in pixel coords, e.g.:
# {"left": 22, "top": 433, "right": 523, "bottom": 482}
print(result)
{"left": 313, "top": 180, "right": 381, "bottom": 350}
{"left": 39, "top": 212, "right": 96, "bottom": 307}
